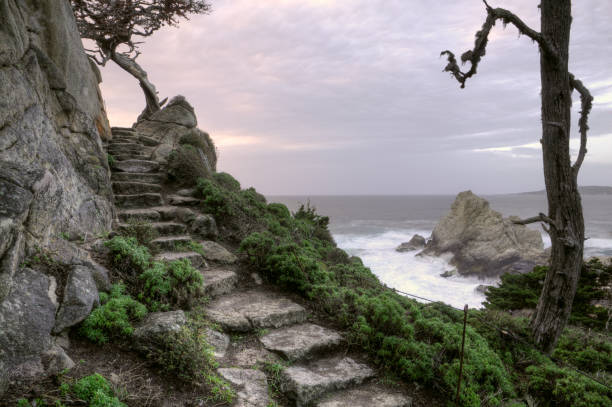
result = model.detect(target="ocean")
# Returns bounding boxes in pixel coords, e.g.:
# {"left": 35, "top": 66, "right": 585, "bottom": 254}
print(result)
{"left": 267, "top": 194, "right": 612, "bottom": 309}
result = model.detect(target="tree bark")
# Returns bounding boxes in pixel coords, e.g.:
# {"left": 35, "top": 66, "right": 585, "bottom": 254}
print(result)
{"left": 110, "top": 51, "right": 161, "bottom": 121}
{"left": 531, "top": 0, "right": 585, "bottom": 354}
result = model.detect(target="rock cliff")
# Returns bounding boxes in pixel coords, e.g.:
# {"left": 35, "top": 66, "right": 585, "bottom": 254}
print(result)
{"left": 0, "top": 0, "right": 112, "bottom": 392}
{"left": 419, "top": 191, "right": 548, "bottom": 277}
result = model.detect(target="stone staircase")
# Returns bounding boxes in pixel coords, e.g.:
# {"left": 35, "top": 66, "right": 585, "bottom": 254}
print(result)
{"left": 106, "top": 128, "right": 412, "bottom": 406}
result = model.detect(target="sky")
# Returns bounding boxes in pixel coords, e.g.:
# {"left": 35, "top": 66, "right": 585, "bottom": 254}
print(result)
{"left": 98, "top": 0, "right": 612, "bottom": 195}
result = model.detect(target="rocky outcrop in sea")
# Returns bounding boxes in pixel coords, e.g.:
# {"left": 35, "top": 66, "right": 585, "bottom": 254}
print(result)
{"left": 419, "top": 190, "right": 549, "bottom": 277}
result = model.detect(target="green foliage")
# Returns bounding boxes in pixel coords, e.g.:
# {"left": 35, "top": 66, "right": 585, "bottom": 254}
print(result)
{"left": 138, "top": 259, "right": 203, "bottom": 311}
{"left": 72, "top": 374, "right": 126, "bottom": 407}
{"left": 119, "top": 219, "right": 159, "bottom": 248}
{"left": 168, "top": 145, "right": 212, "bottom": 186}
{"left": 179, "top": 130, "right": 217, "bottom": 169}
{"left": 526, "top": 364, "right": 611, "bottom": 407}
{"left": 196, "top": 178, "right": 233, "bottom": 217}
{"left": 239, "top": 205, "right": 513, "bottom": 406}
{"left": 140, "top": 322, "right": 235, "bottom": 403}
{"left": 80, "top": 284, "right": 147, "bottom": 343}
{"left": 107, "top": 153, "right": 116, "bottom": 168}
{"left": 213, "top": 172, "right": 241, "bottom": 191}
{"left": 105, "top": 236, "right": 151, "bottom": 271}
{"left": 485, "top": 259, "right": 612, "bottom": 329}
{"left": 552, "top": 328, "right": 611, "bottom": 374}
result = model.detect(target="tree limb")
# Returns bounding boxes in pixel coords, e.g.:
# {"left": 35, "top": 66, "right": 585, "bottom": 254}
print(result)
{"left": 569, "top": 73, "right": 593, "bottom": 174}
{"left": 513, "top": 213, "right": 557, "bottom": 228}
{"left": 441, "top": 0, "right": 558, "bottom": 88}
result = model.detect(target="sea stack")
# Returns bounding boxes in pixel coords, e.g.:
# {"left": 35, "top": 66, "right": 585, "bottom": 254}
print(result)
{"left": 419, "top": 191, "right": 548, "bottom": 277}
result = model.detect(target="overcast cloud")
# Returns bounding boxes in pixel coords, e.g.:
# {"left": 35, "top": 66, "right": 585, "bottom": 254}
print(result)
{"left": 98, "top": 0, "right": 612, "bottom": 195}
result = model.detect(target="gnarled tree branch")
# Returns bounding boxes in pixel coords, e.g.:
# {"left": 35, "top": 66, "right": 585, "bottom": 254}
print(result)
{"left": 441, "top": 0, "right": 557, "bottom": 88}
{"left": 569, "top": 74, "right": 593, "bottom": 174}
{"left": 513, "top": 213, "right": 557, "bottom": 229}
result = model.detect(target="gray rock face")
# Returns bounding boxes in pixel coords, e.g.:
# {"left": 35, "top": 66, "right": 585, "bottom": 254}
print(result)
{"left": 198, "top": 240, "right": 237, "bottom": 264}
{"left": 0, "top": 268, "right": 56, "bottom": 393}
{"left": 281, "top": 356, "right": 375, "bottom": 406}
{"left": 190, "top": 214, "right": 219, "bottom": 239}
{"left": 53, "top": 266, "right": 99, "bottom": 333}
{"left": 204, "top": 328, "right": 230, "bottom": 359}
{"left": 206, "top": 290, "right": 307, "bottom": 332}
{"left": 317, "top": 384, "right": 412, "bottom": 407}
{"left": 1, "top": 0, "right": 113, "bottom": 305}
{"left": 134, "top": 96, "right": 216, "bottom": 171}
{"left": 419, "top": 191, "right": 548, "bottom": 277}
{"left": 396, "top": 234, "right": 426, "bottom": 252}
{"left": 133, "top": 311, "right": 187, "bottom": 342}
{"left": 260, "top": 323, "right": 343, "bottom": 361}
{"left": 217, "top": 368, "right": 269, "bottom": 407}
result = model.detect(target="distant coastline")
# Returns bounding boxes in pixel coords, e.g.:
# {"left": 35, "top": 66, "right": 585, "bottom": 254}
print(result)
{"left": 515, "top": 186, "right": 612, "bottom": 195}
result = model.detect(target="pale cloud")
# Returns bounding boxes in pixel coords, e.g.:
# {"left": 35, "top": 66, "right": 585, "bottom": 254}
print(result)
{"left": 97, "top": 0, "right": 612, "bottom": 194}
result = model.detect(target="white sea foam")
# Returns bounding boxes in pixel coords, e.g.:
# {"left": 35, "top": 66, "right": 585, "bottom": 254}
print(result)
{"left": 334, "top": 229, "right": 494, "bottom": 309}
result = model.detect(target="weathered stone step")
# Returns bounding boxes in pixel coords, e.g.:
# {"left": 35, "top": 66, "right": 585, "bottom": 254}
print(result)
{"left": 205, "top": 290, "right": 307, "bottom": 332}
{"left": 112, "top": 181, "right": 161, "bottom": 195}
{"left": 112, "top": 153, "right": 150, "bottom": 162}
{"left": 113, "top": 159, "right": 159, "bottom": 173}
{"left": 150, "top": 235, "right": 192, "bottom": 251}
{"left": 167, "top": 195, "right": 200, "bottom": 206}
{"left": 202, "top": 269, "right": 238, "bottom": 297}
{"left": 118, "top": 221, "right": 186, "bottom": 236}
{"left": 117, "top": 208, "right": 161, "bottom": 222}
{"left": 316, "top": 383, "right": 413, "bottom": 407}
{"left": 111, "top": 172, "right": 165, "bottom": 184}
{"left": 218, "top": 368, "right": 269, "bottom": 407}
{"left": 107, "top": 142, "right": 143, "bottom": 150}
{"left": 108, "top": 147, "right": 144, "bottom": 156}
{"left": 114, "top": 193, "right": 163, "bottom": 209}
{"left": 280, "top": 356, "right": 375, "bottom": 406}
{"left": 154, "top": 251, "right": 205, "bottom": 268}
{"left": 260, "top": 323, "right": 343, "bottom": 361}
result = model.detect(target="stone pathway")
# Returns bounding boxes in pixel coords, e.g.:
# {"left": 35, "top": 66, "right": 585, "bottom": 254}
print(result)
{"left": 106, "top": 127, "right": 412, "bottom": 407}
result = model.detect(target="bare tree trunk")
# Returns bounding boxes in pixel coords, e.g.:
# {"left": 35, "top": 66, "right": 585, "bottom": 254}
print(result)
{"left": 110, "top": 51, "right": 161, "bottom": 121}
{"left": 531, "top": 0, "right": 585, "bottom": 354}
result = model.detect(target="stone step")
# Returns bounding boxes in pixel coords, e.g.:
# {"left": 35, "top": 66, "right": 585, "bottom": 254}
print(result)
{"left": 112, "top": 181, "right": 161, "bottom": 195}
{"left": 108, "top": 145, "right": 144, "bottom": 153}
{"left": 205, "top": 290, "right": 307, "bottom": 332}
{"left": 118, "top": 221, "right": 186, "bottom": 236}
{"left": 316, "top": 383, "right": 413, "bottom": 407}
{"left": 117, "top": 208, "right": 161, "bottom": 222}
{"left": 218, "top": 368, "right": 269, "bottom": 407}
{"left": 150, "top": 235, "right": 192, "bottom": 251}
{"left": 111, "top": 172, "right": 165, "bottom": 184}
{"left": 113, "top": 159, "right": 159, "bottom": 173}
{"left": 167, "top": 195, "right": 200, "bottom": 206}
{"left": 108, "top": 141, "right": 142, "bottom": 149}
{"left": 112, "top": 153, "right": 150, "bottom": 162}
{"left": 114, "top": 193, "right": 163, "bottom": 209}
{"left": 280, "top": 356, "right": 375, "bottom": 406}
{"left": 154, "top": 251, "right": 205, "bottom": 268}
{"left": 136, "top": 134, "right": 159, "bottom": 147}
{"left": 259, "top": 323, "right": 343, "bottom": 361}
{"left": 202, "top": 269, "right": 238, "bottom": 297}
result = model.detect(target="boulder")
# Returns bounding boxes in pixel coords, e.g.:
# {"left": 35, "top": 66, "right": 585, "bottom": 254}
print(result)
{"left": 53, "top": 266, "right": 100, "bottom": 334}
{"left": 217, "top": 368, "right": 269, "bottom": 407}
{"left": 0, "top": 268, "right": 57, "bottom": 393}
{"left": 133, "top": 310, "right": 187, "bottom": 346}
{"left": 190, "top": 214, "right": 219, "bottom": 239}
{"left": 198, "top": 241, "right": 237, "bottom": 264}
{"left": 134, "top": 96, "right": 216, "bottom": 171}
{"left": 396, "top": 234, "right": 426, "bottom": 252}
{"left": 419, "top": 191, "right": 548, "bottom": 277}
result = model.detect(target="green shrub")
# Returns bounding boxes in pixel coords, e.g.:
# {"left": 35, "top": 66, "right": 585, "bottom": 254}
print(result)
{"left": 119, "top": 219, "right": 159, "bottom": 248}
{"left": 526, "top": 364, "right": 611, "bottom": 407}
{"left": 107, "top": 153, "right": 116, "bottom": 167}
{"left": 139, "top": 259, "right": 203, "bottom": 311}
{"left": 105, "top": 236, "right": 151, "bottom": 271}
{"left": 485, "top": 259, "right": 612, "bottom": 329}
{"left": 168, "top": 145, "right": 212, "bottom": 186}
{"left": 179, "top": 130, "right": 217, "bottom": 170}
{"left": 80, "top": 284, "right": 147, "bottom": 343}
{"left": 197, "top": 178, "right": 233, "bottom": 217}
{"left": 72, "top": 373, "right": 126, "bottom": 407}
{"left": 213, "top": 172, "right": 241, "bottom": 191}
